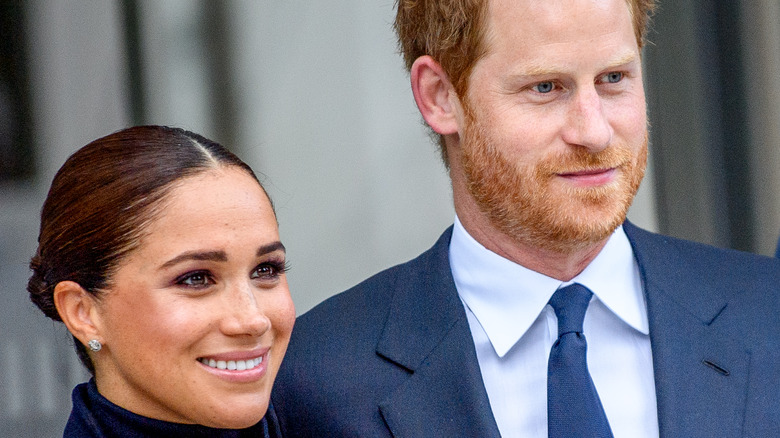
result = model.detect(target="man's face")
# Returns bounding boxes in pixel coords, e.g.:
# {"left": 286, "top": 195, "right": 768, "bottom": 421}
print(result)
{"left": 455, "top": 0, "right": 648, "bottom": 252}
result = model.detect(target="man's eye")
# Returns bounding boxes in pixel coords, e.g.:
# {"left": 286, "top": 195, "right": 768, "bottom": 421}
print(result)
{"left": 603, "top": 72, "right": 623, "bottom": 83}
{"left": 532, "top": 82, "right": 555, "bottom": 93}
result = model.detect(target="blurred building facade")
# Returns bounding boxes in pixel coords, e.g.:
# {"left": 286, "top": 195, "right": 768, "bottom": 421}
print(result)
{"left": 0, "top": 1, "right": 778, "bottom": 436}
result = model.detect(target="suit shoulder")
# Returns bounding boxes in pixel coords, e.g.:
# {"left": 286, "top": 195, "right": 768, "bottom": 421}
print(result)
{"left": 625, "top": 222, "right": 780, "bottom": 276}
{"left": 296, "top": 254, "right": 416, "bottom": 334}
{"left": 294, "top": 228, "right": 453, "bottom": 338}
{"left": 625, "top": 223, "right": 780, "bottom": 316}
{"left": 272, "top": 230, "right": 454, "bottom": 436}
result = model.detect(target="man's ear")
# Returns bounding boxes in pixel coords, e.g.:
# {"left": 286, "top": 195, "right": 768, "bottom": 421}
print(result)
{"left": 410, "top": 55, "right": 462, "bottom": 135}
{"left": 53, "top": 281, "right": 102, "bottom": 348}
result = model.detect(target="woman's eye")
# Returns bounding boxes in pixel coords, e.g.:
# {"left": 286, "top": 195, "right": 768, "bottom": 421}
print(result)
{"left": 602, "top": 71, "right": 624, "bottom": 83}
{"left": 251, "top": 261, "right": 288, "bottom": 280}
{"left": 532, "top": 81, "right": 555, "bottom": 93}
{"left": 177, "top": 271, "right": 213, "bottom": 287}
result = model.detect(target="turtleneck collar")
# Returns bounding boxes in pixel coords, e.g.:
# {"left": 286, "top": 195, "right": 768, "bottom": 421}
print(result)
{"left": 64, "top": 379, "right": 278, "bottom": 438}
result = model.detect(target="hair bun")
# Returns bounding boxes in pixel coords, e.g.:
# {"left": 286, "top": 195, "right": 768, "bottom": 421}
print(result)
{"left": 27, "top": 254, "right": 61, "bottom": 322}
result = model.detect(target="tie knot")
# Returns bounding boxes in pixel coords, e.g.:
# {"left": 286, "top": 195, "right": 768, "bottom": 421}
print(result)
{"left": 549, "top": 283, "right": 593, "bottom": 337}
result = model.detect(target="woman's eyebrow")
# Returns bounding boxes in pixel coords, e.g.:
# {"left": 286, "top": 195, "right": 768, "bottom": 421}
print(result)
{"left": 257, "top": 241, "right": 286, "bottom": 256}
{"left": 160, "top": 250, "right": 228, "bottom": 270}
{"left": 159, "top": 242, "right": 285, "bottom": 270}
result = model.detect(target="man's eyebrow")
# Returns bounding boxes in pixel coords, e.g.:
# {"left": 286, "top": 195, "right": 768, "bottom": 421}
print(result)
{"left": 514, "top": 52, "right": 639, "bottom": 78}
{"left": 160, "top": 250, "right": 228, "bottom": 269}
{"left": 602, "top": 52, "right": 639, "bottom": 69}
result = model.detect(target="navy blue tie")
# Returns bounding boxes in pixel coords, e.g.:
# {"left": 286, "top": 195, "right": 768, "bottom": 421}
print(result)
{"left": 547, "top": 283, "right": 613, "bottom": 438}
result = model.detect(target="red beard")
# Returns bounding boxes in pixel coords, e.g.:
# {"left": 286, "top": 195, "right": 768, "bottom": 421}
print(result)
{"left": 460, "top": 103, "right": 648, "bottom": 253}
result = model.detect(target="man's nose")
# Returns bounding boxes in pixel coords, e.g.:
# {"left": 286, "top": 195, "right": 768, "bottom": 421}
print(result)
{"left": 561, "top": 87, "right": 613, "bottom": 152}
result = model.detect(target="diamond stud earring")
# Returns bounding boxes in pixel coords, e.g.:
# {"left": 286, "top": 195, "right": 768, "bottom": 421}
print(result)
{"left": 87, "top": 339, "right": 102, "bottom": 352}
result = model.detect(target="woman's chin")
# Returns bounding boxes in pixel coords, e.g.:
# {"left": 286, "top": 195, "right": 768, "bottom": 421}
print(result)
{"left": 184, "top": 379, "right": 273, "bottom": 429}
{"left": 200, "top": 407, "right": 268, "bottom": 430}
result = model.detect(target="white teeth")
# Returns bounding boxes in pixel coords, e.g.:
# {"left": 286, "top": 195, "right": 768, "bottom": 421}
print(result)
{"left": 199, "top": 356, "right": 263, "bottom": 371}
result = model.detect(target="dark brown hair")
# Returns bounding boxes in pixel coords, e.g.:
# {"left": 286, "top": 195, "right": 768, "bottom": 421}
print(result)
{"left": 28, "top": 125, "right": 266, "bottom": 373}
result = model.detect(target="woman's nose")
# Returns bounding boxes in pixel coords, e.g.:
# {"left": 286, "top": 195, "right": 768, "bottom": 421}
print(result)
{"left": 219, "top": 283, "right": 270, "bottom": 337}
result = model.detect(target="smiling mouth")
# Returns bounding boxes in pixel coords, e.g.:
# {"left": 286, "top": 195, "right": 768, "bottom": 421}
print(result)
{"left": 198, "top": 356, "right": 263, "bottom": 371}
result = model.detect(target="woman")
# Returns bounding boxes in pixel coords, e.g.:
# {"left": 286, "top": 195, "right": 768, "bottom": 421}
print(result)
{"left": 28, "top": 126, "right": 295, "bottom": 437}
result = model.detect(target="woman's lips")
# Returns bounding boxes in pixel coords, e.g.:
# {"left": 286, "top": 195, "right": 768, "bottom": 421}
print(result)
{"left": 198, "top": 356, "right": 263, "bottom": 371}
{"left": 197, "top": 349, "right": 270, "bottom": 382}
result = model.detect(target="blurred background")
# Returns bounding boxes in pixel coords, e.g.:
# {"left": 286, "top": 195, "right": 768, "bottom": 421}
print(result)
{"left": 1, "top": 1, "right": 778, "bottom": 436}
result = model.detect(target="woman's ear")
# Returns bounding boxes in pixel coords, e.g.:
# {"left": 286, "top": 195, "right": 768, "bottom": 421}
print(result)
{"left": 410, "top": 55, "right": 462, "bottom": 136}
{"left": 53, "top": 281, "right": 102, "bottom": 348}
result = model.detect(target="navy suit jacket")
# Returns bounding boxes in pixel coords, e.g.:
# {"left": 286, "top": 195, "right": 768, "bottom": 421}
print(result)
{"left": 272, "top": 222, "right": 780, "bottom": 437}
{"left": 776, "top": 234, "right": 780, "bottom": 258}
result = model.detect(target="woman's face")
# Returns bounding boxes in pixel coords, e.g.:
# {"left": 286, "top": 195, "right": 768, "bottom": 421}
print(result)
{"left": 91, "top": 167, "right": 295, "bottom": 428}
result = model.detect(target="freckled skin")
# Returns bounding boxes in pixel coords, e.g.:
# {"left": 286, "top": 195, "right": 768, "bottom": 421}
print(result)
{"left": 449, "top": 0, "right": 648, "bottom": 280}
{"left": 91, "top": 168, "right": 295, "bottom": 428}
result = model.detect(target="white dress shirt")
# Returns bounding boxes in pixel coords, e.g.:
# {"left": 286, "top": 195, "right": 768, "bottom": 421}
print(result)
{"left": 450, "top": 217, "right": 659, "bottom": 438}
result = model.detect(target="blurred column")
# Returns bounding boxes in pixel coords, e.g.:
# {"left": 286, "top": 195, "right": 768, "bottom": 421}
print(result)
{"left": 740, "top": 0, "right": 780, "bottom": 256}
{"left": 0, "top": 1, "right": 127, "bottom": 435}
{"left": 227, "top": 0, "right": 455, "bottom": 313}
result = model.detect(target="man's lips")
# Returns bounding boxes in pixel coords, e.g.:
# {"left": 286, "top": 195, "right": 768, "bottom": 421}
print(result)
{"left": 556, "top": 167, "right": 618, "bottom": 185}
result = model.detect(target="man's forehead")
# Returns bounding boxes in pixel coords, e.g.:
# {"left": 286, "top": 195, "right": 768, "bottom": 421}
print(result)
{"left": 479, "top": 0, "right": 637, "bottom": 62}
{"left": 483, "top": 0, "right": 634, "bottom": 41}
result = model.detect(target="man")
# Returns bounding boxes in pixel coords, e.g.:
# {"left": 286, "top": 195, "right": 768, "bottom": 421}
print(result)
{"left": 272, "top": 0, "right": 780, "bottom": 436}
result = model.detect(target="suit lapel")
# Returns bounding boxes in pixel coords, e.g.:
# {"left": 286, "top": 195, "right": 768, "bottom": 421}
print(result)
{"left": 375, "top": 228, "right": 501, "bottom": 438}
{"left": 625, "top": 223, "right": 751, "bottom": 437}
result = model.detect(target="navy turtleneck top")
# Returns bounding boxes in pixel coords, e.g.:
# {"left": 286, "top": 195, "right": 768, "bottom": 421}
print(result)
{"left": 64, "top": 379, "right": 280, "bottom": 437}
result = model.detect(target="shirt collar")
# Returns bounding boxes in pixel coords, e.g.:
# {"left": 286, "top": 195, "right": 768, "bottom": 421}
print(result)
{"left": 449, "top": 216, "right": 647, "bottom": 358}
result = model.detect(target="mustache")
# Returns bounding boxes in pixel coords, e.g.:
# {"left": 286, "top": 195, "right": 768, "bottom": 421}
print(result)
{"left": 535, "top": 145, "right": 635, "bottom": 176}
